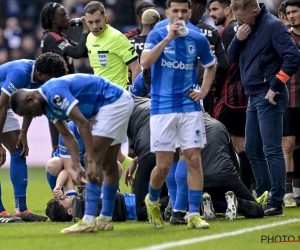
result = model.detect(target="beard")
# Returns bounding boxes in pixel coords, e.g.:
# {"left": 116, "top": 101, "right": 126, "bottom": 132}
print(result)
{"left": 291, "top": 23, "right": 300, "bottom": 28}
{"left": 215, "top": 16, "right": 226, "bottom": 26}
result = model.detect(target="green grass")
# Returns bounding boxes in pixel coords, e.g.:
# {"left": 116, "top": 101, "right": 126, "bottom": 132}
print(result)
{"left": 1, "top": 168, "right": 300, "bottom": 250}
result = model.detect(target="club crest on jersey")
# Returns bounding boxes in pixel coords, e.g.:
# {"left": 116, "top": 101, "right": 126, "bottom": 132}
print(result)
{"left": 53, "top": 95, "right": 63, "bottom": 106}
{"left": 188, "top": 45, "right": 195, "bottom": 54}
{"left": 196, "top": 130, "right": 200, "bottom": 137}
{"left": 98, "top": 53, "right": 108, "bottom": 66}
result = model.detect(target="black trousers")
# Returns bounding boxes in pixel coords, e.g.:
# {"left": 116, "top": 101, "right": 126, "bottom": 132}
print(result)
{"left": 133, "top": 153, "right": 168, "bottom": 221}
{"left": 204, "top": 180, "right": 264, "bottom": 218}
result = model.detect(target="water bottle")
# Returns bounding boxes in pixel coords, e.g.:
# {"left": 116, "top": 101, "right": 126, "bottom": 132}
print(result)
{"left": 178, "top": 20, "right": 187, "bottom": 35}
{"left": 69, "top": 18, "right": 82, "bottom": 27}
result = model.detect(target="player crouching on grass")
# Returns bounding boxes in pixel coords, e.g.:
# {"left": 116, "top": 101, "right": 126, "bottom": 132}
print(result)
{"left": 45, "top": 121, "right": 125, "bottom": 222}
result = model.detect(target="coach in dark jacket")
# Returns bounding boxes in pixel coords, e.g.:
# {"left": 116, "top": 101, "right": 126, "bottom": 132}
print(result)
{"left": 227, "top": 1, "right": 300, "bottom": 216}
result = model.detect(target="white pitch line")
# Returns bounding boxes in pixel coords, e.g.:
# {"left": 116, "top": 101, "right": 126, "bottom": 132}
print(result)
{"left": 133, "top": 218, "right": 300, "bottom": 250}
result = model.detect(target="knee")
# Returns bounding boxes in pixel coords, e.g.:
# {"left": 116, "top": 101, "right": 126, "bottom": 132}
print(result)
{"left": 46, "top": 158, "right": 62, "bottom": 176}
{"left": 282, "top": 141, "right": 295, "bottom": 156}
{"left": 184, "top": 155, "right": 201, "bottom": 169}
{"left": 156, "top": 164, "right": 172, "bottom": 177}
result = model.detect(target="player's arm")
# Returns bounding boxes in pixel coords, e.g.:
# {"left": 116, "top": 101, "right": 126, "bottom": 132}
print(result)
{"left": 15, "top": 115, "right": 33, "bottom": 157}
{"left": 188, "top": 37, "right": 217, "bottom": 102}
{"left": 127, "top": 60, "right": 141, "bottom": 83}
{"left": 60, "top": 157, "right": 80, "bottom": 184}
{"left": 141, "top": 21, "right": 182, "bottom": 69}
{"left": 45, "top": 32, "right": 88, "bottom": 59}
{"left": 52, "top": 170, "right": 74, "bottom": 199}
{"left": 0, "top": 92, "right": 9, "bottom": 166}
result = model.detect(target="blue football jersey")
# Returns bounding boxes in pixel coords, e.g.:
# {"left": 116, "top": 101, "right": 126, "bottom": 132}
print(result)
{"left": 144, "top": 26, "right": 215, "bottom": 115}
{"left": 129, "top": 72, "right": 149, "bottom": 97}
{"left": 39, "top": 74, "right": 124, "bottom": 123}
{"left": 0, "top": 59, "right": 40, "bottom": 96}
{"left": 53, "top": 121, "right": 85, "bottom": 163}
{"left": 154, "top": 19, "right": 202, "bottom": 33}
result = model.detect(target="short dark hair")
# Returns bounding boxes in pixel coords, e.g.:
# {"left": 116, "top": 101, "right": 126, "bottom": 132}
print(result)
{"left": 209, "top": 0, "right": 231, "bottom": 8}
{"left": 45, "top": 199, "right": 73, "bottom": 222}
{"left": 285, "top": 0, "right": 300, "bottom": 9}
{"left": 278, "top": 2, "right": 287, "bottom": 15}
{"left": 136, "top": 2, "right": 156, "bottom": 16}
{"left": 35, "top": 52, "right": 68, "bottom": 78}
{"left": 192, "top": 0, "right": 208, "bottom": 6}
{"left": 84, "top": 1, "right": 105, "bottom": 15}
{"left": 166, "top": 0, "right": 192, "bottom": 8}
{"left": 40, "top": 2, "right": 62, "bottom": 30}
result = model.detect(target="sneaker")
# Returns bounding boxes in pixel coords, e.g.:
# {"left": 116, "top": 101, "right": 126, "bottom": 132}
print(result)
{"left": 14, "top": 210, "right": 47, "bottom": 222}
{"left": 225, "top": 191, "right": 238, "bottom": 220}
{"left": 95, "top": 216, "right": 114, "bottom": 231}
{"left": 201, "top": 192, "right": 216, "bottom": 220}
{"left": 187, "top": 215, "right": 209, "bottom": 229}
{"left": 170, "top": 211, "right": 187, "bottom": 225}
{"left": 0, "top": 211, "right": 22, "bottom": 223}
{"left": 145, "top": 194, "right": 163, "bottom": 229}
{"left": 164, "top": 200, "right": 172, "bottom": 222}
{"left": 295, "top": 196, "right": 300, "bottom": 206}
{"left": 284, "top": 193, "right": 297, "bottom": 208}
{"left": 60, "top": 220, "right": 96, "bottom": 234}
{"left": 263, "top": 202, "right": 283, "bottom": 216}
{"left": 256, "top": 191, "right": 269, "bottom": 207}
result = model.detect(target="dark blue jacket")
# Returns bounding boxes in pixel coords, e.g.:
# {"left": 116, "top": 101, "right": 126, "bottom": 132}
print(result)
{"left": 227, "top": 4, "right": 300, "bottom": 95}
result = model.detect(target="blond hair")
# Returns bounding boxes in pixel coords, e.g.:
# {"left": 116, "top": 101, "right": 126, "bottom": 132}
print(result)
{"left": 230, "top": 0, "right": 259, "bottom": 11}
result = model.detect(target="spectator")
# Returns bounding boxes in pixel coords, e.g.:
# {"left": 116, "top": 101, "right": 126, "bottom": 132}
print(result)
{"left": 227, "top": 0, "right": 300, "bottom": 216}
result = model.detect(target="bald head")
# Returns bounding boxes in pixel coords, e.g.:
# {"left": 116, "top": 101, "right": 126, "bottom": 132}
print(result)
{"left": 10, "top": 89, "right": 46, "bottom": 117}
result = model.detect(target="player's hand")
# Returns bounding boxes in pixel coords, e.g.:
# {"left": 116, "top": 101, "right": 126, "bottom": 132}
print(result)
{"left": 236, "top": 24, "right": 251, "bottom": 41}
{"left": 81, "top": 16, "right": 90, "bottom": 34}
{"left": 86, "top": 160, "right": 99, "bottom": 183}
{"left": 53, "top": 186, "right": 64, "bottom": 200}
{"left": 0, "top": 145, "right": 6, "bottom": 166}
{"left": 76, "top": 166, "right": 87, "bottom": 185}
{"left": 265, "top": 89, "right": 278, "bottom": 105}
{"left": 124, "top": 161, "right": 137, "bottom": 187}
{"left": 166, "top": 20, "right": 183, "bottom": 41}
{"left": 16, "top": 133, "right": 29, "bottom": 157}
{"left": 187, "top": 89, "right": 207, "bottom": 102}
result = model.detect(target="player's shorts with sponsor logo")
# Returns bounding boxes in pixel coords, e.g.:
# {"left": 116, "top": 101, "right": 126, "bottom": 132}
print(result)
{"left": 3, "top": 108, "right": 20, "bottom": 133}
{"left": 92, "top": 90, "right": 134, "bottom": 145}
{"left": 283, "top": 107, "right": 300, "bottom": 141}
{"left": 213, "top": 103, "right": 246, "bottom": 137}
{"left": 150, "top": 111, "right": 206, "bottom": 152}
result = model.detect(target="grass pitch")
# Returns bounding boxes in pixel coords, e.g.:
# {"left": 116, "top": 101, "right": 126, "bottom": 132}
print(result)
{"left": 0, "top": 168, "right": 300, "bottom": 250}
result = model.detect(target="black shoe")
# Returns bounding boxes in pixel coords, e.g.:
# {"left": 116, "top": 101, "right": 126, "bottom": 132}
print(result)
{"left": 170, "top": 211, "right": 187, "bottom": 225}
{"left": 295, "top": 197, "right": 300, "bottom": 207}
{"left": 164, "top": 202, "right": 172, "bottom": 222}
{"left": 0, "top": 215, "right": 22, "bottom": 223}
{"left": 263, "top": 202, "right": 283, "bottom": 216}
{"left": 14, "top": 210, "right": 48, "bottom": 222}
{"left": 201, "top": 192, "right": 216, "bottom": 220}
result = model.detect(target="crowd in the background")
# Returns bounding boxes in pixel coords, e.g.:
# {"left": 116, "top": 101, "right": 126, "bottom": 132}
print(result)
{"left": 0, "top": 0, "right": 284, "bottom": 67}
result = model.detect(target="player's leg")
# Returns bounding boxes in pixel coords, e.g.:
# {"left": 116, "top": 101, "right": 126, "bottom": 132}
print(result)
{"left": 179, "top": 111, "right": 209, "bottom": 229}
{"left": 146, "top": 113, "right": 178, "bottom": 228}
{"left": 2, "top": 110, "right": 47, "bottom": 222}
{"left": 45, "top": 157, "right": 64, "bottom": 191}
{"left": 95, "top": 89, "right": 134, "bottom": 231}
{"left": 96, "top": 142, "right": 121, "bottom": 230}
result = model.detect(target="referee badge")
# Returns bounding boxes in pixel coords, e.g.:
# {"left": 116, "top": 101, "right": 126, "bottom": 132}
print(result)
{"left": 98, "top": 53, "right": 108, "bottom": 66}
